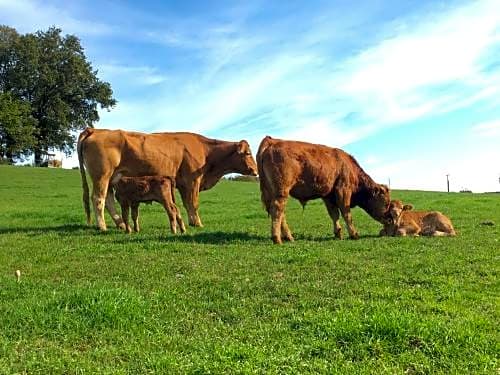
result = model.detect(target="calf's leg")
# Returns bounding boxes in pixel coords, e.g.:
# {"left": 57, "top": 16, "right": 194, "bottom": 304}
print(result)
{"left": 161, "top": 200, "right": 179, "bottom": 234}
{"left": 131, "top": 202, "right": 140, "bottom": 232}
{"left": 120, "top": 202, "right": 132, "bottom": 234}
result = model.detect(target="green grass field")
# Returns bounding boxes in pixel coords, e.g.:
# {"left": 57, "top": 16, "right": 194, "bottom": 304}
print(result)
{"left": 0, "top": 165, "right": 498, "bottom": 374}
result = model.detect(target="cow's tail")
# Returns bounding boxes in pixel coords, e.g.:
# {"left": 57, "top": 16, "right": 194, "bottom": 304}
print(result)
{"left": 77, "top": 127, "right": 94, "bottom": 225}
{"left": 256, "top": 136, "right": 274, "bottom": 215}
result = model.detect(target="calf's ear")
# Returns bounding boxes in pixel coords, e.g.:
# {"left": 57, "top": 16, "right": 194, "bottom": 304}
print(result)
{"left": 403, "top": 204, "right": 413, "bottom": 211}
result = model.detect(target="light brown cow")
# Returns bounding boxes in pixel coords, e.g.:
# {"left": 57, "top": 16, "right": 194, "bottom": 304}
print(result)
{"left": 257, "top": 136, "right": 391, "bottom": 244}
{"left": 380, "top": 200, "right": 456, "bottom": 237}
{"left": 114, "top": 176, "right": 186, "bottom": 234}
{"left": 77, "top": 128, "right": 258, "bottom": 231}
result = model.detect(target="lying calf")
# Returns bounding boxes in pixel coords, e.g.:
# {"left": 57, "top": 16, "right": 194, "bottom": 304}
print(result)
{"left": 114, "top": 176, "right": 186, "bottom": 234}
{"left": 381, "top": 200, "right": 456, "bottom": 237}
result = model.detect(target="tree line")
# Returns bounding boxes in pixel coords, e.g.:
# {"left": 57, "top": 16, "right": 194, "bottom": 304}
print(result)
{"left": 0, "top": 25, "right": 115, "bottom": 165}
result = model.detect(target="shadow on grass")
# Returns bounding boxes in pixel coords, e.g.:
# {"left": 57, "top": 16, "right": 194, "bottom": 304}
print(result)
{"left": 0, "top": 224, "right": 382, "bottom": 244}
{"left": 110, "top": 230, "right": 381, "bottom": 245}
{"left": 294, "top": 233, "right": 382, "bottom": 242}
{"left": 0, "top": 223, "right": 92, "bottom": 236}
{"left": 113, "top": 231, "right": 267, "bottom": 245}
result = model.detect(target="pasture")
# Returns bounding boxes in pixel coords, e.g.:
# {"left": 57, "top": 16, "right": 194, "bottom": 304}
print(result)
{"left": 0, "top": 165, "right": 498, "bottom": 373}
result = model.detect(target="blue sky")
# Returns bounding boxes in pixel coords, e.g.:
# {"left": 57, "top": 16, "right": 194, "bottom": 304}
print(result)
{"left": 1, "top": 0, "right": 499, "bottom": 192}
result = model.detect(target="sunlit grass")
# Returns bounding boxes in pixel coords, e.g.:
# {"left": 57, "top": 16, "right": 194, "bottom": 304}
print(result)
{"left": 0, "top": 165, "right": 498, "bottom": 373}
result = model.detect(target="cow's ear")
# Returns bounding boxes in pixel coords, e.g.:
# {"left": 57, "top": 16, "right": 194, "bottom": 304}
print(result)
{"left": 237, "top": 140, "right": 250, "bottom": 154}
{"left": 374, "top": 184, "right": 389, "bottom": 196}
{"left": 403, "top": 204, "right": 413, "bottom": 211}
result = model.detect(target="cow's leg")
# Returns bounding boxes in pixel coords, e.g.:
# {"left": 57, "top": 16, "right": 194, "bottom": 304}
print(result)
{"left": 260, "top": 185, "right": 273, "bottom": 215}
{"left": 270, "top": 196, "right": 287, "bottom": 244}
{"left": 105, "top": 186, "right": 125, "bottom": 230}
{"left": 281, "top": 216, "right": 294, "bottom": 242}
{"left": 179, "top": 180, "right": 203, "bottom": 227}
{"left": 91, "top": 180, "right": 109, "bottom": 231}
{"left": 131, "top": 202, "right": 140, "bottom": 233}
{"left": 335, "top": 191, "right": 359, "bottom": 239}
{"left": 176, "top": 207, "right": 186, "bottom": 233}
{"left": 323, "top": 198, "right": 343, "bottom": 239}
{"left": 262, "top": 187, "right": 292, "bottom": 240}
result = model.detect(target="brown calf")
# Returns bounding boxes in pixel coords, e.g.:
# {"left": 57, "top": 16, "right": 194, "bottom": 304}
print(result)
{"left": 113, "top": 176, "right": 186, "bottom": 234}
{"left": 381, "top": 200, "right": 456, "bottom": 237}
{"left": 257, "top": 136, "right": 390, "bottom": 244}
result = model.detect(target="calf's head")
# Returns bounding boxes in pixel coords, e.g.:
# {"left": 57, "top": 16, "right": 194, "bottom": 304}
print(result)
{"left": 231, "top": 140, "right": 258, "bottom": 176}
{"left": 384, "top": 200, "right": 413, "bottom": 225}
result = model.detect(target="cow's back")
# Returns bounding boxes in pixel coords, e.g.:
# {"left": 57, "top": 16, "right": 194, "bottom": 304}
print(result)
{"left": 81, "top": 129, "right": 208, "bottom": 179}
{"left": 258, "top": 137, "right": 353, "bottom": 200}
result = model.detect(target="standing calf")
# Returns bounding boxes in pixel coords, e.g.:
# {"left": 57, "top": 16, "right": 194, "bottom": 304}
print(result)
{"left": 381, "top": 200, "right": 456, "bottom": 237}
{"left": 113, "top": 176, "right": 186, "bottom": 234}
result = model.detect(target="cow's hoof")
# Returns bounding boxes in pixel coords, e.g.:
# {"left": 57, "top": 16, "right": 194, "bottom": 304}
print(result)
{"left": 272, "top": 236, "right": 282, "bottom": 245}
{"left": 349, "top": 233, "right": 360, "bottom": 240}
{"left": 283, "top": 234, "right": 294, "bottom": 242}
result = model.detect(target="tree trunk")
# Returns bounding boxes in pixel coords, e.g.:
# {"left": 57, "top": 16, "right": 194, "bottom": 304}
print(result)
{"left": 34, "top": 149, "right": 43, "bottom": 166}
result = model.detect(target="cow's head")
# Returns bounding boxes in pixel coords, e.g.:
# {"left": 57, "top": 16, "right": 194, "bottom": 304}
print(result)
{"left": 232, "top": 140, "right": 258, "bottom": 176}
{"left": 384, "top": 200, "right": 413, "bottom": 225}
{"left": 368, "top": 184, "right": 391, "bottom": 222}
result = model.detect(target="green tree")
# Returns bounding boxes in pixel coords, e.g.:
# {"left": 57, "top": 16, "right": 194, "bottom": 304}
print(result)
{"left": 0, "top": 92, "right": 37, "bottom": 162}
{"left": 0, "top": 26, "right": 116, "bottom": 165}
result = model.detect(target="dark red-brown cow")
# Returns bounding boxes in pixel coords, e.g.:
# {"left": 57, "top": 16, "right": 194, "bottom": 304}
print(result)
{"left": 257, "top": 136, "right": 390, "bottom": 244}
{"left": 77, "top": 128, "right": 258, "bottom": 231}
{"left": 114, "top": 175, "right": 186, "bottom": 234}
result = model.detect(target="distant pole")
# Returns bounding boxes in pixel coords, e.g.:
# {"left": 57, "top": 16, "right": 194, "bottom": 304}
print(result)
{"left": 446, "top": 174, "right": 450, "bottom": 193}
{"left": 388, "top": 178, "right": 391, "bottom": 189}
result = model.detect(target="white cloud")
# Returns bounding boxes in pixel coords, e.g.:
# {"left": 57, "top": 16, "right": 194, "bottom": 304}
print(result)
{"left": 0, "top": 0, "right": 113, "bottom": 35}
{"left": 285, "top": 118, "right": 372, "bottom": 149}
{"left": 98, "top": 64, "right": 169, "bottom": 86}
{"left": 334, "top": 0, "right": 500, "bottom": 126}
{"left": 471, "top": 119, "right": 500, "bottom": 137}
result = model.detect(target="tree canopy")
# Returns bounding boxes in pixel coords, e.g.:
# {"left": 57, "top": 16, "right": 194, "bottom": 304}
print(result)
{"left": 0, "top": 25, "right": 116, "bottom": 164}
